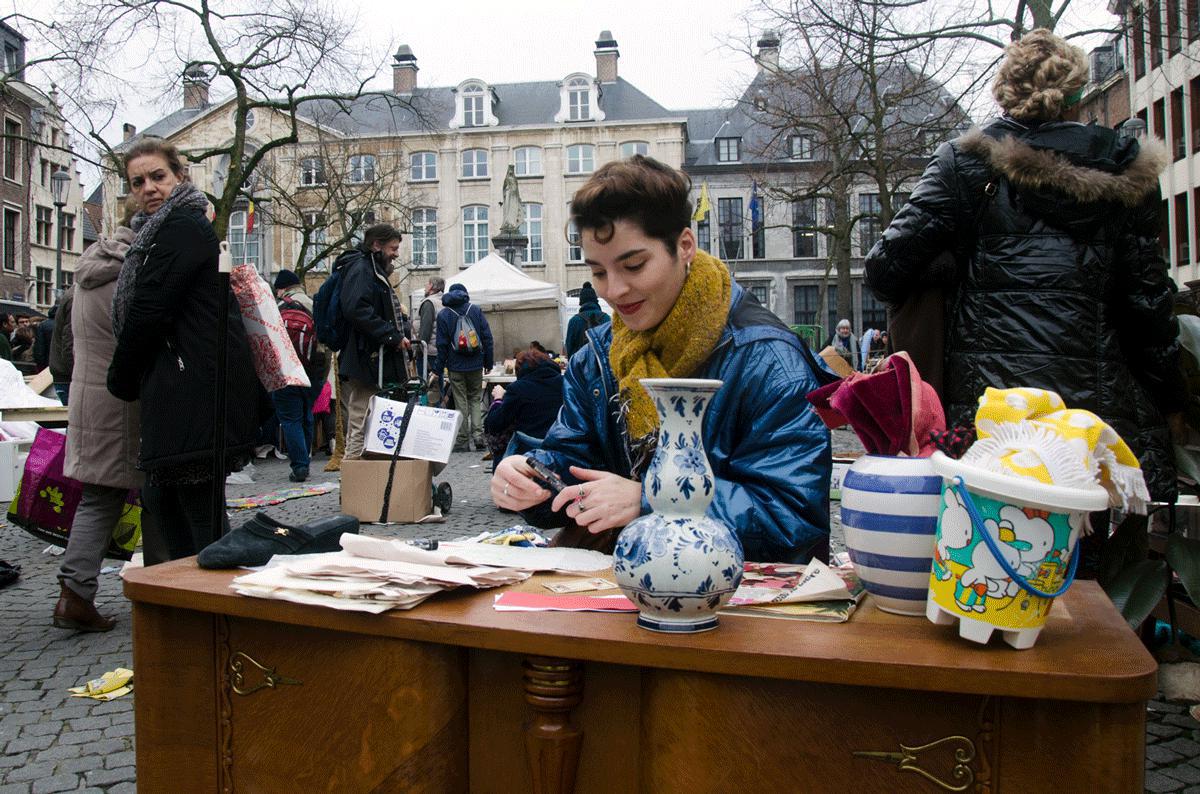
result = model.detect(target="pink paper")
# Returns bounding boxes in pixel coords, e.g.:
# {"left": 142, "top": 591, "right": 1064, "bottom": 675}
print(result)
{"left": 493, "top": 592, "right": 637, "bottom": 612}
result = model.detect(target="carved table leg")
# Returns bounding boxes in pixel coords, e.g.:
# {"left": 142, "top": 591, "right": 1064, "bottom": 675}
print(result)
{"left": 523, "top": 656, "right": 584, "bottom": 794}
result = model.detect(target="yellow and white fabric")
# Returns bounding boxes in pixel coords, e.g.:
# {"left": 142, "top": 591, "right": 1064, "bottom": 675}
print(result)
{"left": 964, "top": 387, "right": 1150, "bottom": 513}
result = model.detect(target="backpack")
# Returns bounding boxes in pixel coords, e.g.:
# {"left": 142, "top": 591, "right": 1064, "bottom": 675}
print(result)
{"left": 454, "top": 304, "right": 481, "bottom": 354}
{"left": 279, "top": 299, "right": 316, "bottom": 367}
{"left": 313, "top": 264, "right": 348, "bottom": 351}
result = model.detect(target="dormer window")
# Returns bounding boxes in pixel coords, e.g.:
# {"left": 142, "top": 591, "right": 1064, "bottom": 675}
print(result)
{"left": 451, "top": 80, "right": 499, "bottom": 129}
{"left": 568, "top": 78, "right": 590, "bottom": 120}
{"left": 555, "top": 73, "right": 605, "bottom": 124}
{"left": 716, "top": 137, "right": 741, "bottom": 162}
{"left": 789, "top": 134, "right": 813, "bottom": 160}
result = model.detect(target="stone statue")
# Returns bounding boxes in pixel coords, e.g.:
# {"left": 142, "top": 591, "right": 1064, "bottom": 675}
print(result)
{"left": 500, "top": 164, "right": 524, "bottom": 232}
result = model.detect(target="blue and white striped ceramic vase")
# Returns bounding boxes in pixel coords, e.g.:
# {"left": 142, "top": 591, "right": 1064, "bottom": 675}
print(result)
{"left": 840, "top": 455, "right": 941, "bottom": 615}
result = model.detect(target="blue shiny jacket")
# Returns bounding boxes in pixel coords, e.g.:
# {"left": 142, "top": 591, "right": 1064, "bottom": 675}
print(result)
{"left": 525, "top": 283, "right": 832, "bottom": 562}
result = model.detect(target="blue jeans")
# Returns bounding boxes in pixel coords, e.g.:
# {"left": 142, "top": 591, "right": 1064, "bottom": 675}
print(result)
{"left": 271, "top": 385, "right": 313, "bottom": 473}
{"left": 54, "top": 383, "right": 69, "bottom": 405}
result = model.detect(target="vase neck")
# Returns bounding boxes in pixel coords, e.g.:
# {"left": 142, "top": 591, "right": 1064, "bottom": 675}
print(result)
{"left": 641, "top": 382, "right": 720, "bottom": 516}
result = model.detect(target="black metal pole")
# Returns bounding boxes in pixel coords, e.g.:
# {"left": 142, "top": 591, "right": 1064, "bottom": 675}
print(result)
{"left": 213, "top": 244, "right": 231, "bottom": 538}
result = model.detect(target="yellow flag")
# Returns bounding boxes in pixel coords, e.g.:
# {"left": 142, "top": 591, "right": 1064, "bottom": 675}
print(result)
{"left": 692, "top": 182, "right": 711, "bottom": 222}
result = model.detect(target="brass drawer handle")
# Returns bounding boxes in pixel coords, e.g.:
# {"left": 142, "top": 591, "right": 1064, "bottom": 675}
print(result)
{"left": 853, "top": 735, "right": 976, "bottom": 791}
{"left": 228, "top": 651, "right": 302, "bottom": 696}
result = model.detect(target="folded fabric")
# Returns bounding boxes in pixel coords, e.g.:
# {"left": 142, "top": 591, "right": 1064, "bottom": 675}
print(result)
{"left": 966, "top": 387, "right": 1150, "bottom": 513}
{"left": 806, "top": 352, "right": 946, "bottom": 456}
{"left": 198, "top": 512, "right": 360, "bottom": 569}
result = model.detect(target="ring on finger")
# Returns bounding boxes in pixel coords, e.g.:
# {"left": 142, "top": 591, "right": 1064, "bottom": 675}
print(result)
{"left": 503, "top": 482, "right": 510, "bottom": 498}
{"left": 577, "top": 501, "right": 586, "bottom": 513}
{"left": 578, "top": 484, "right": 585, "bottom": 499}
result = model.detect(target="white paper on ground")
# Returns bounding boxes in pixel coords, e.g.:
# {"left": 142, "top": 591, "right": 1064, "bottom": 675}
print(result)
{"left": 340, "top": 533, "right": 611, "bottom": 573}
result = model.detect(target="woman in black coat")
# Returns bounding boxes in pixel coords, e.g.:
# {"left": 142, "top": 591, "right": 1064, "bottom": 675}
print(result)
{"left": 108, "top": 138, "right": 259, "bottom": 561}
{"left": 865, "top": 29, "right": 1185, "bottom": 503}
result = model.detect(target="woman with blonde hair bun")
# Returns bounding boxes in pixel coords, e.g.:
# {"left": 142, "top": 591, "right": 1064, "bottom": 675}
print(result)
{"left": 865, "top": 27, "right": 1185, "bottom": 561}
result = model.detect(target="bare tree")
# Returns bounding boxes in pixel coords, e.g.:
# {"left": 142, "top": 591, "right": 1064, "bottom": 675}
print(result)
{"left": 736, "top": 0, "right": 975, "bottom": 326}
{"left": 24, "top": 0, "right": 424, "bottom": 238}
{"left": 252, "top": 124, "right": 423, "bottom": 280}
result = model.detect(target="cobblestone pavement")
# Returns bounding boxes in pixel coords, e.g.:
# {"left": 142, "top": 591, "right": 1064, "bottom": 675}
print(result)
{"left": 0, "top": 434, "right": 1198, "bottom": 791}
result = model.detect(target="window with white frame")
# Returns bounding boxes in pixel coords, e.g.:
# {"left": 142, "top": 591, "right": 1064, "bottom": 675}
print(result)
{"left": 2, "top": 207, "right": 17, "bottom": 271}
{"left": 567, "top": 217, "right": 583, "bottom": 263}
{"left": 300, "top": 212, "right": 327, "bottom": 270}
{"left": 792, "top": 198, "right": 818, "bottom": 257}
{"left": 462, "top": 85, "right": 486, "bottom": 127}
{"left": 461, "top": 148, "right": 489, "bottom": 179}
{"left": 620, "top": 141, "right": 649, "bottom": 158}
{"left": 347, "top": 154, "right": 376, "bottom": 184}
{"left": 520, "top": 203, "right": 543, "bottom": 264}
{"left": 3, "top": 118, "right": 20, "bottom": 182}
{"left": 718, "top": 197, "right": 743, "bottom": 260}
{"left": 410, "top": 151, "right": 437, "bottom": 181}
{"left": 696, "top": 220, "right": 710, "bottom": 253}
{"left": 859, "top": 193, "right": 882, "bottom": 254}
{"left": 35, "top": 206, "right": 52, "bottom": 246}
{"left": 228, "top": 209, "right": 261, "bottom": 270}
{"left": 35, "top": 267, "right": 52, "bottom": 306}
{"left": 347, "top": 209, "right": 377, "bottom": 246}
{"left": 299, "top": 157, "right": 325, "bottom": 187}
{"left": 566, "top": 144, "right": 594, "bottom": 175}
{"left": 744, "top": 281, "right": 771, "bottom": 308}
{"left": 462, "top": 205, "right": 488, "bottom": 264}
{"left": 716, "top": 137, "right": 740, "bottom": 162}
{"left": 514, "top": 146, "right": 542, "bottom": 176}
{"left": 61, "top": 213, "right": 76, "bottom": 252}
{"left": 790, "top": 134, "right": 814, "bottom": 160}
{"left": 568, "top": 77, "right": 591, "bottom": 121}
{"left": 412, "top": 207, "right": 438, "bottom": 268}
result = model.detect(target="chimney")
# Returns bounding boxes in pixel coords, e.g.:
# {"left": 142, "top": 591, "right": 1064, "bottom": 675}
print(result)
{"left": 122, "top": 123, "right": 137, "bottom": 141}
{"left": 756, "top": 30, "right": 781, "bottom": 72}
{"left": 594, "top": 30, "right": 619, "bottom": 83}
{"left": 182, "top": 63, "right": 211, "bottom": 110}
{"left": 392, "top": 45, "right": 418, "bottom": 94}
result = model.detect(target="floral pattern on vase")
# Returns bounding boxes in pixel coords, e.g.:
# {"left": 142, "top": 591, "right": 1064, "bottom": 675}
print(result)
{"left": 613, "top": 378, "right": 744, "bottom": 633}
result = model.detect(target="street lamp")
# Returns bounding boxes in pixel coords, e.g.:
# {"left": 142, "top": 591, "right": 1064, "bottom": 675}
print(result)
{"left": 50, "top": 169, "right": 70, "bottom": 301}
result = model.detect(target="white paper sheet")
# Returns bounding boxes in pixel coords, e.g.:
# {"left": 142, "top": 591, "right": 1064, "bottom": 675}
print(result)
{"left": 340, "top": 534, "right": 611, "bottom": 573}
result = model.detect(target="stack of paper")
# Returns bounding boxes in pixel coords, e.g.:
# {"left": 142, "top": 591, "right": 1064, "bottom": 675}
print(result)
{"left": 720, "top": 559, "right": 865, "bottom": 623}
{"left": 230, "top": 533, "right": 612, "bottom": 613}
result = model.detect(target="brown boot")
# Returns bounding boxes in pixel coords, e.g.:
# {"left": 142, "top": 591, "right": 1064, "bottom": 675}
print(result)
{"left": 52, "top": 583, "right": 116, "bottom": 633}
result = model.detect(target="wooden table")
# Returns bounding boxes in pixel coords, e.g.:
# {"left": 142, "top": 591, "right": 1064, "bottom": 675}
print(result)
{"left": 124, "top": 562, "right": 1155, "bottom": 793}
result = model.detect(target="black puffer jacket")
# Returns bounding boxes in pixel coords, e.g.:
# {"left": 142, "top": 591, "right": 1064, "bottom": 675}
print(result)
{"left": 107, "top": 207, "right": 259, "bottom": 470}
{"left": 865, "top": 117, "right": 1185, "bottom": 500}
{"left": 334, "top": 247, "right": 405, "bottom": 387}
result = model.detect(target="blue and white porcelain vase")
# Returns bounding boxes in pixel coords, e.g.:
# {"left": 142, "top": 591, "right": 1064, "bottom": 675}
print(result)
{"left": 613, "top": 378, "right": 744, "bottom": 633}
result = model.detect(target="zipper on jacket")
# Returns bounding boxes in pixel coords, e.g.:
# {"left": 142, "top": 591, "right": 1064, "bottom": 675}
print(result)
{"left": 585, "top": 327, "right": 634, "bottom": 476}
{"left": 166, "top": 338, "right": 184, "bottom": 371}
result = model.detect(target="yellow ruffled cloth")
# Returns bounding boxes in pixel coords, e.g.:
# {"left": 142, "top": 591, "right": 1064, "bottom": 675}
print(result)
{"left": 963, "top": 387, "right": 1150, "bottom": 513}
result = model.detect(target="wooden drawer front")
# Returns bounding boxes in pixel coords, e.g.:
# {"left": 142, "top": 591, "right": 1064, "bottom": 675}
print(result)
{"left": 638, "top": 670, "right": 993, "bottom": 793}
{"left": 223, "top": 617, "right": 469, "bottom": 793}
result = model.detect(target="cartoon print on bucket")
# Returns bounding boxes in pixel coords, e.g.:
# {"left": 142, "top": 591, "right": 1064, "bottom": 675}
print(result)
{"left": 613, "top": 379, "right": 744, "bottom": 633}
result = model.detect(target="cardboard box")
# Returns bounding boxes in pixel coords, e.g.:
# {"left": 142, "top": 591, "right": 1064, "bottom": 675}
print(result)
{"left": 818, "top": 346, "right": 855, "bottom": 378}
{"left": 363, "top": 396, "right": 462, "bottom": 464}
{"left": 340, "top": 459, "right": 432, "bottom": 524}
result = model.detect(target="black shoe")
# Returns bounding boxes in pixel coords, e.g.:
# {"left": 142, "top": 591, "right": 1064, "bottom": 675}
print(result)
{"left": 198, "top": 512, "right": 361, "bottom": 569}
{"left": 433, "top": 482, "right": 453, "bottom": 515}
{"left": 289, "top": 467, "right": 309, "bottom": 482}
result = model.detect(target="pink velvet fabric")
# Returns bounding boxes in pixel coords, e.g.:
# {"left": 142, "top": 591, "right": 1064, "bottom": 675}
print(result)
{"left": 805, "top": 352, "right": 945, "bottom": 456}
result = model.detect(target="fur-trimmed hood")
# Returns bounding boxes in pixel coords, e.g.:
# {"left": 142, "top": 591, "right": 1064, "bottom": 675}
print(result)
{"left": 959, "top": 123, "right": 1167, "bottom": 207}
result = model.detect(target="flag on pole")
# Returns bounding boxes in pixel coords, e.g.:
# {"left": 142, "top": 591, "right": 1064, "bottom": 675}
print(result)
{"left": 692, "top": 182, "right": 711, "bottom": 222}
{"left": 245, "top": 200, "right": 256, "bottom": 235}
{"left": 749, "top": 182, "right": 761, "bottom": 228}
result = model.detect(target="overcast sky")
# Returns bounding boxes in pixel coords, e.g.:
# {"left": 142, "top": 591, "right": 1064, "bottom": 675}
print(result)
{"left": 13, "top": 0, "right": 1121, "bottom": 190}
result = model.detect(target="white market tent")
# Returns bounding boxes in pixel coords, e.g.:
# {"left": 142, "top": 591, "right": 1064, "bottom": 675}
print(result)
{"left": 410, "top": 252, "right": 566, "bottom": 359}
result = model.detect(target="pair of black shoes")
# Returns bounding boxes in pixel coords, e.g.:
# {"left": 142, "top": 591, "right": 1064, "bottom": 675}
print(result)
{"left": 197, "top": 512, "right": 360, "bottom": 569}
{"left": 289, "top": 466, "right": 309, "bottom": 482}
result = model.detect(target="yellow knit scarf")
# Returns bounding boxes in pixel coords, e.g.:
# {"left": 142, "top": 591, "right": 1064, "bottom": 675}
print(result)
{"left": 609, "top": 250, "right": 732, "bottom": 441}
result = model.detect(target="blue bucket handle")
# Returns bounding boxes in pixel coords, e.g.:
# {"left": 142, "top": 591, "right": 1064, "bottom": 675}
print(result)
{"left": 950, "top": 476, "right": 1078, "bottom": 600}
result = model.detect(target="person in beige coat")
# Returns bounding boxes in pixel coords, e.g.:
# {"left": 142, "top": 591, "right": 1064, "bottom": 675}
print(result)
{"left": 54, "top": 201, "right": 160, "bottom": 631}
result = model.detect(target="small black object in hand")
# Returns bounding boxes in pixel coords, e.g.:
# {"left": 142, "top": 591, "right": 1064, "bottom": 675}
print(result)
{"left": 526, "top": 458, "right": 566, "bottom": 494}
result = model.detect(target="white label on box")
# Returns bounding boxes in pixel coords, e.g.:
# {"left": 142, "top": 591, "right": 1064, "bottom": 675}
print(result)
{"left": 365, "top": 398, "right": 463, "bottom": 463}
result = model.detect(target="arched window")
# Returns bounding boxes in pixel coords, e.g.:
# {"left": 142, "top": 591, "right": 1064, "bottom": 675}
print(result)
{"left": 566, "top": 144, "right": 594, "bottom": 175}
{"left": 410, "top": 151, "right": 437, "bottom": 181}
{"left": 514, "top": 146, "right": 542, "bottom": 176}
{"left": 412, "top": 208, "right": 438, "bottom": 268}
{"left": 461, "top": 149, "right": 489, "bottom": 179}
{"left": 620, "top": 141, "right": 649, "bottom": 158}
{"left": 567, "top": 77, "right": 590, "bottom": 121}
{"left": 462, "top": 205, "right": 489, "bottom": 264}
{"left": 228, "top": 209, "right": 261, "bottom": 271}
{"left": 566, "top": 215, "right": 582, "bottom": 263}
{"left": 347, "top": 154, "right": 376, "bottom": 183}
{"left": 520, "top": 203, "right": 542, "bottom": 264}
{"left": 462, "top": 83, "right": 485, "bottom": 127}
